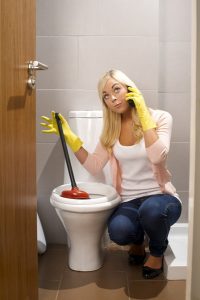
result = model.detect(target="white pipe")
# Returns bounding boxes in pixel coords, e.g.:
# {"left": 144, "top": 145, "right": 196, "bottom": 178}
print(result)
{"left": 37, "top": 214, "right": 47, "bottom": 254}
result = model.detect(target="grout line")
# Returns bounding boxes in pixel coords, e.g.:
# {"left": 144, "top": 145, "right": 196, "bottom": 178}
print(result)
{"left": 159, "top": 40, "right": 191, "bottom": 45}
{"left": 125, "top": 272, "right": 131, "bottom": 300}
{"left": 55, "top": 272, "right": 65, "bottom": 300}
{"left": 37, "top": 88, "right": 96, "bottom": 91}
{"left": 36, "top": 88, "right": 157, "bottom": 92}
{"left": 129, "top": 279, "right": 168, "bottom": 282}
{"left": 158, "top": 91, "right": 190, "bottom": 94}
{"left": 36, "top": 34, "right": 158, "bottom": 38}
{"left": 36, "top": 141, "right": 189, "bottom": 145}
{"left": 36, "top": 141, "right": 57, "bottom": 144}
{"left": 171, "top": 141, "right": 190, "bottom": 144}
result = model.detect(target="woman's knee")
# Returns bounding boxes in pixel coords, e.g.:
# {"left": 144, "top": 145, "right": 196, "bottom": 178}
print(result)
{"left": 108, "top": 215, "right": 138, "bottom": 245}
{"left": 139, "top": 200, "right": 165, "bottom": 228}
{"left": 108, "top": 217, "right": 129, "bottom": 245}
{"left": 139, "top": 195, "right": 182, "bottom": 228}
{"left": 164, "top": 200, "right": 182, "bottom": 226}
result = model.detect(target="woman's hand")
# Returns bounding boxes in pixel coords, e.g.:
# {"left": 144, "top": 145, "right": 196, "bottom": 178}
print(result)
{"left": 40, "top": 111, "right": 83, "bottom": 152}
{"left": 126, "top": 87, "right": 157, "bottom": 131}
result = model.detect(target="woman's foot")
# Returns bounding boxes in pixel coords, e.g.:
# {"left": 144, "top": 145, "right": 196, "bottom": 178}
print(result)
{"left": 142, "top": 255, "right": 163, "bottom": 279}
{"left": 128, "top": 244, "right": 146, "bottom": 265}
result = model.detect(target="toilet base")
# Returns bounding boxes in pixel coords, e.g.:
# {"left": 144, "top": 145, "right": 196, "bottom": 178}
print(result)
{"left": 56, "top": 208, "right": 113, "bottom": 272}
{"left": 68, "top": 243, "right": 105, "bottom": 271}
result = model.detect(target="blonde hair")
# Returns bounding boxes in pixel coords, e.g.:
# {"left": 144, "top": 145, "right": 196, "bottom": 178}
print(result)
{"left": 98, "top": 69, "right": 143, "bottom": 152}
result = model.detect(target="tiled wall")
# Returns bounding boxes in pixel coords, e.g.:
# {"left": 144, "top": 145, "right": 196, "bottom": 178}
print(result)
{"left": 158, "top": 0, "right": 191, "bottom": 222}
{"left": 36, "top": 0, "right": 191, "bottom": 243}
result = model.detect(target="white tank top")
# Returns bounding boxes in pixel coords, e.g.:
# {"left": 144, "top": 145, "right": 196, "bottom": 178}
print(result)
{"left": 113, "top": 139, "right": 161, "bottom": 202}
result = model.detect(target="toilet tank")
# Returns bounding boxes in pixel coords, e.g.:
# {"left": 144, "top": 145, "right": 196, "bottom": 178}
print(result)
{"left": 65, "top": 111, "right": 112, "bottom": 185}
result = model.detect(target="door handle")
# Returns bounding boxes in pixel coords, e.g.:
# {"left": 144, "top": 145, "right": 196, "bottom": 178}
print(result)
{"left": 27, "top": 60, "right": 48, "bottom": 89}
{"left": 28, "top": 61, "right": 48, "bottom": 73}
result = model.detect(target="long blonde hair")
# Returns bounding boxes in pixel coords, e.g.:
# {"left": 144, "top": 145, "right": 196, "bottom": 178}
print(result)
{"left": 98, "top": 70, "right": 143, "bottom": 152}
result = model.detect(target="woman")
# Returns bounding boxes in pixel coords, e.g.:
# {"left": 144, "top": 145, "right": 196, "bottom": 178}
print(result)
{"left": 40, "top": 69, "right": 182, "bottom": 279}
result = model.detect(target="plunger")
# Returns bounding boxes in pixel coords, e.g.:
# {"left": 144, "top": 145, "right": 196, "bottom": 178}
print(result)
{"left": 55, "top": 113, "right": 90, "bottom": 199}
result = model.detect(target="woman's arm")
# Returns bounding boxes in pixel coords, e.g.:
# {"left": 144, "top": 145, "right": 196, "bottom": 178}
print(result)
{"left": 81, "top": 142, "right": 110, "bottom": 176}
{"left": 74, "top": 147, "right": 88, "bottom": 164}
{"left": 125, "top": 87, "right": 173, "bottom": 165}
{"left": 143, "top": 128, "right": 159, "bottom": 148}
{"left": 146, "top": 110, "right": 173, "bottom": 164}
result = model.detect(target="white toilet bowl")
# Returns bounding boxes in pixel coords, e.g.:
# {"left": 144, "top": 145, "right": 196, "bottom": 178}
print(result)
{"left": 50, "top": 182, "right": 121, "bottom": 271}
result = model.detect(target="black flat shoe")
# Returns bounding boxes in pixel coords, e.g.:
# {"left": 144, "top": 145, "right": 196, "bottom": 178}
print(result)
{"left": 142, "top": 264, "right": 163, "bottom": 279}
{"left": 128, "top": 253, "right": 146, "bottom": 265}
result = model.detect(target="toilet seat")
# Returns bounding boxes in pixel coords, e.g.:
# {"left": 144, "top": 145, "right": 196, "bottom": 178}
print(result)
{"left": 52, "top": 182, "right": 117, "bottom": 203}
{"left": 50, "top": 182, "right": 121, "bottom": 212}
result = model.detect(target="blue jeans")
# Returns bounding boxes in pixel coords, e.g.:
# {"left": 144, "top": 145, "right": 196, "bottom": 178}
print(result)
{"left": 107, "top": 194, "right": 182, "bottom": 257}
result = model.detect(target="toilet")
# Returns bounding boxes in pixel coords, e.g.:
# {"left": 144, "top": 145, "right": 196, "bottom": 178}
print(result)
{"left": 50, "top": 111, "right": 121, "bottom": 271}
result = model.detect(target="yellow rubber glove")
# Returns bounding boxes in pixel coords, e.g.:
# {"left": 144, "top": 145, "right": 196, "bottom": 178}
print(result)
{"left": 40, "top": 111, "right": 83, "bottom": 152}
{"left": 126, "top": 87, "right": 157, "bottom": 131}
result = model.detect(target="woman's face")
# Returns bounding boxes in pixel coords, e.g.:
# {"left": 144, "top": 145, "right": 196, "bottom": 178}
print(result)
{"left": 102, "top": 78, "right": 130, "bottom": 114}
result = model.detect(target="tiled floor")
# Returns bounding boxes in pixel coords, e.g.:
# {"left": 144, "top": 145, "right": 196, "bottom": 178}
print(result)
{"left": 38, "top": 244, "right": 186, "bottom": 300}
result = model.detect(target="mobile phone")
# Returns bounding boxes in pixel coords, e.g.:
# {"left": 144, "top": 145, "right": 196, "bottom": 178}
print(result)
{"left": 127, "top": 86, "right": 135, "bottom": 108}
{"left": 128, "top": 99, "right": 135, "bottom": 108}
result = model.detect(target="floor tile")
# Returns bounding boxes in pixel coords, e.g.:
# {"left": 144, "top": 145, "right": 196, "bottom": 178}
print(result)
{"left": 38, "top": 244, "right": 185, "bottom": 300}
{"left": 38, "top": 245, "right": 67, "bottom": 282}
{"left": 128, "top": 280, "right": 186, "bottom": 299}
{"left": 57, "top": 270, "right": 129, "bottom": 300}
{"left": 39, "top": 281, "right": 60, "bottom": 300}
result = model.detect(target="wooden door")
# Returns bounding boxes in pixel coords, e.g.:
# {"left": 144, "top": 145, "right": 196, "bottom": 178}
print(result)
{"left": 0, "top": 0, "right": 38, "bottom": 299}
